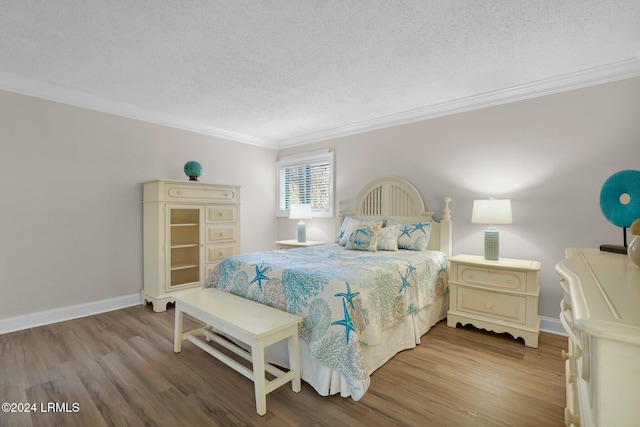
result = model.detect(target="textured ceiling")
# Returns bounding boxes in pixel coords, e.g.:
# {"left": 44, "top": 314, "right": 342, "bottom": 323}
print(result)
{"left": 1, "top": 1, "right": 639, "bottom": 148}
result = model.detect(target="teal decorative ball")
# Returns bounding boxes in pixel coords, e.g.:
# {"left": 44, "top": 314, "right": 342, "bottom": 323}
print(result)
{"left": 184, "top": 161, "right": 202, "bottom": 181}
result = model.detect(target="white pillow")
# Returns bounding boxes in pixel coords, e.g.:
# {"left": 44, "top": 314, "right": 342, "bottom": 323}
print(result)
{"left": 377, "top": 225, "right": 400, "bottom": 251}
{"left": 386, "top": 220, "right": 432, "bottom": 251}
{"left": 335, "top": 216, "right": 352, "bottom": 243}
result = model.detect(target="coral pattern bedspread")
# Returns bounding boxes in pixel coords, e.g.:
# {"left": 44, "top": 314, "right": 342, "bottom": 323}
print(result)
{"left": 204, "top": 243, "right": 447, "bottom": 400}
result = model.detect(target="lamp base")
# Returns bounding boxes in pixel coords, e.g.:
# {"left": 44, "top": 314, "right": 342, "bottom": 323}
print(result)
{"left": 297, "top": 220, "right": 306, "bottom": 243}
{"left": 484, "top": 226, "right": 499, "bottom": 260}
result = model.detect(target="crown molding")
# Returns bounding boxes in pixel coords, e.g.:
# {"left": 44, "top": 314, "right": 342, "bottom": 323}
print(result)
{"left": 0, "top": 72, "right": 279, "bottom": 149}
{"left": 277, "top": 57, "right": 640, "bottom": 149}
{"left": 2, "top": 58, "right": 639, "bottom": 151}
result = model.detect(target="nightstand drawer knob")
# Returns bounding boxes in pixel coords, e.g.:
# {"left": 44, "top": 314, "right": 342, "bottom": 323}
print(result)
{"left": 485, "top": 302, "right": 493, "bottom": 309}
{"left": 219, "top": 232, "right": 225, "bottom": 236}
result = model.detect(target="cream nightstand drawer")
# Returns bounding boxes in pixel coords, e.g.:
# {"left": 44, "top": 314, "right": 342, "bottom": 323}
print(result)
{"left": 457, "top": 265, "right": 527, "bottom": 292}
{"left": 206, "top": 224, "right": 238, "bottom": 243}
{"left": 457, "top": 288, "right": 526, "bottom": 324}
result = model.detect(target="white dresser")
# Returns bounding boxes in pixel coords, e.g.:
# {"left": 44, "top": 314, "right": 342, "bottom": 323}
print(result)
{"left": 142, "top": 179, "right": 241, "bottom": 312}
{"left": 556, "top": 248, "right": 640, "bottom": 427}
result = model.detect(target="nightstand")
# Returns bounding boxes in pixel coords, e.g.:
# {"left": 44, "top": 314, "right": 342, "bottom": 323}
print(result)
{"left": 276, "top": 240, "right": 327, "bottom": 250}
{"left": 446, "top": 254, "right": 541, "bottom": 348}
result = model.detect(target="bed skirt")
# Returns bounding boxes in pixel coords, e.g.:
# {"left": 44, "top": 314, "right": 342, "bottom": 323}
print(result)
{"left": 261, "top": 294, "right": 448, "bottom": 398}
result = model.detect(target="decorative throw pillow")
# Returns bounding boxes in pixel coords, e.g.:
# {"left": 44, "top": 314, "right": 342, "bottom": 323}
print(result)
{"left": 339, "top": 218, "right": 383, "bottom": 246}
{"left": 387, "top": 220, "right": 432, "bottom": 251}
{"left": 346, "top": 225, "right": 379, "bottom": 251}
{"left": 377, "top": 225, "right": 400, "bottom": 251}
{"left": 335, "top": 216, "right": 352, "bottom": 243}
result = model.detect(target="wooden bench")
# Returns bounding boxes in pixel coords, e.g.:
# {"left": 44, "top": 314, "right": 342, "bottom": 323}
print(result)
{"left": 173, "top": 288, "right": 303, "bottom": 416}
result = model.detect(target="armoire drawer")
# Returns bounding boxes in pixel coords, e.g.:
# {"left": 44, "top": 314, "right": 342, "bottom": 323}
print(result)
{"left": 206, "top": 205, "right": 238, "bottom": 222}
{"left": 456, "top": 287, "right": 526, "bottom": 324}
{"left": 206, "top": 244, "right": 237, "bottom": 262}
{"left": 206, "top": 224, "right": 238, "bottom": 243}
{"left": 165, "top": 184, "right": 239, "bottom": 202}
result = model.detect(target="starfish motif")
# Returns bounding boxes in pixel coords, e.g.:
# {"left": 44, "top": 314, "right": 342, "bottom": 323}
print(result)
{"left": 249, "top": 263, "right": 270, "bottom": 291}
{"left": 405, "top": 262, "right": 417, "bottom": 277}
{"left": 331, "top": 299, "right": 356, "bottom": 344}
{"left": 406, "top": 302, "right": 419, "bottom": 315}
{"left": 411, "top": 222, "right": 429, "bottom": 235}
{"left": 399, "top": 270, "right": 412, "bottom": 293}
{"left": 437, "top": 257, "right": 447, "bottom": 275}
{"left": 335, "top": 281, "right": 360, "bottom": 310}
{"left": 399, "top": 224, "right": 413, "bottom": 238}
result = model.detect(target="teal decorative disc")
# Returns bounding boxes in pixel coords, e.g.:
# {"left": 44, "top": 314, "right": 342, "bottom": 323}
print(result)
{"left": 599, "top": 170, "right": 640, "bottom": 228}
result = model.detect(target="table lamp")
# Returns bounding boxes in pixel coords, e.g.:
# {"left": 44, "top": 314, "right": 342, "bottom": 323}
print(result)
{"left": 289, "top": 204, "right": 312, "bottom": 242}
{"left": 472, "top": 199, "right": 513, "bottom": 260}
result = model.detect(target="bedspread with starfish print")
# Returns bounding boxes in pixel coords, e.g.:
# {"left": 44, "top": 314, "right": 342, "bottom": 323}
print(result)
{"left": 204, "top": 243, "right": 447, "bottom": 400}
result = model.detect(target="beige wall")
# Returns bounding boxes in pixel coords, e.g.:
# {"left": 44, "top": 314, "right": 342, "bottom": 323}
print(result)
{"left": 2, "top": 76, "right": 638, "bottom": 327}
{"left": 277, "top": 77, "right": 640, "bottom": 320}
{"left": 0, "top": 89, "right": 277, "bottom": 320}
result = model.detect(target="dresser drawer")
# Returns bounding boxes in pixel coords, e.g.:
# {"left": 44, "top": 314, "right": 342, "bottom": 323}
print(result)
{"left": 165, "top": 184, "right": 239, "bottom": 202}
{"left": 206, "top": 244, "right": 237, "bottom": 262}
{"left": 206, "top": 205, "right": 238, "bottom": 222}
{"left": 456, "top": 287, "right": 526, "bottom": 324}
{"left": 206, "top": 224, "right": 238, "bottom": 243}
{"left": 456, "top": 264, "right": 527, "bottom": 292}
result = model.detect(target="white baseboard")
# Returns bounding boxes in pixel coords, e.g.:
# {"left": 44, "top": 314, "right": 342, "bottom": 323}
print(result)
{"left": 1, "top": 294, "right": 567, "bottom": 340}
{"left": 540, "top": 315, "right": 566, "bottom": 336}
{"left": 0, "top": 294, "right": 141, "bottom": 335}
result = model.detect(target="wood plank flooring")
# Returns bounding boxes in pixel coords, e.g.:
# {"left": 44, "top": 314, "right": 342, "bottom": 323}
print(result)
{"left": 0, "top": 304, "right": 567, "bottom": 427}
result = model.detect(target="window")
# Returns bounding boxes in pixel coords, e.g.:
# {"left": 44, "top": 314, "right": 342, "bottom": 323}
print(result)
{"left": 277, "top": 150, "right": 334, "bottom": 218}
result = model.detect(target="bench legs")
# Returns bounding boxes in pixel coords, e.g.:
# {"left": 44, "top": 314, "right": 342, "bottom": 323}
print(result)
{"left": 251, "top": 330, "right": 301, "bottom": 416}
{"left": 288, "top": 333, "right": 301, "bottom": 393}
{"left": 174, "top": 303, "right": 183, "bottom": 353}
{"left": 174, "top": 303, "right": 301, "bottom": 416}
{"left": 252, "top": 344, "right": 268, "bottom": 416}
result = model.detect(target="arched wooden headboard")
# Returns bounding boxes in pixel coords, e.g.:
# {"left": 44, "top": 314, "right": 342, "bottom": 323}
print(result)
{"left": 338, "top": 176, "right": 452, "bottom": 257}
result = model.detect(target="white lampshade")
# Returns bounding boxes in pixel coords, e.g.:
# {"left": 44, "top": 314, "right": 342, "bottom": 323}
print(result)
{"left": 471, "top": 199, "right": 513, "bottom": 225}
{"left": 289, "top": 204, "right": 312, "bottom": 219}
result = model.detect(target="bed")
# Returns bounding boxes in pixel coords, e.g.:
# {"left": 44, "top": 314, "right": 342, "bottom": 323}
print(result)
{"left": 204, "top": 176, "right": 453, "bottom": 400}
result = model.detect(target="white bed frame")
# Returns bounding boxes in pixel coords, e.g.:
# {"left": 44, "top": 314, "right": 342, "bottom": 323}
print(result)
{"left": 337, "top": 176, "right": 452, "bottom": 257}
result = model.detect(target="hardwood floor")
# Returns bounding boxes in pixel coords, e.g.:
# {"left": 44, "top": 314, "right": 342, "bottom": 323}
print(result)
{"left": 0, "top": 304, "right": 567, "bottom": 427}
